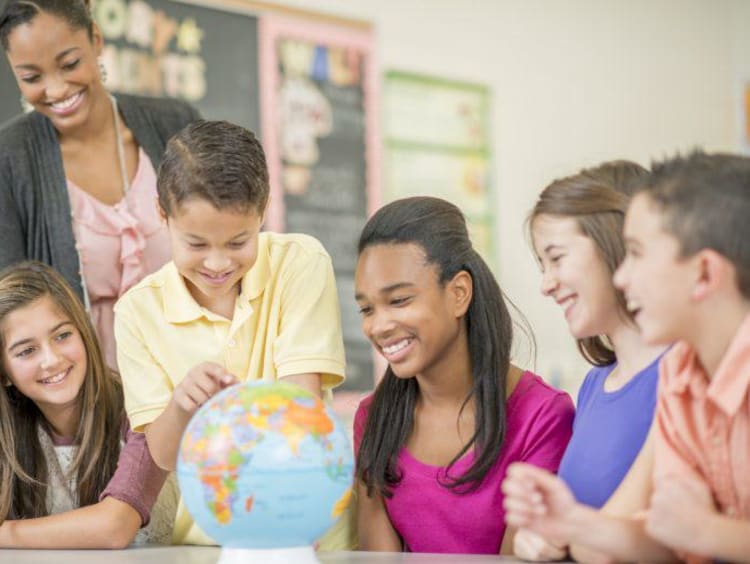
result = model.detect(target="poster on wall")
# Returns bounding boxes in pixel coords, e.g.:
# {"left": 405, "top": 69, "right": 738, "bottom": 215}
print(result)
{"left": 383, "top": 71, "right": 495, "bottom": 269}
{"left": 259, "top": 15, "right": 380, "bottom": 393}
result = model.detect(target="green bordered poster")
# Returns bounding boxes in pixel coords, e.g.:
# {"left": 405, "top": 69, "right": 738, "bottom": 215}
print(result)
{"left": 383, "top": 70, "right": 495, "bottom": 269}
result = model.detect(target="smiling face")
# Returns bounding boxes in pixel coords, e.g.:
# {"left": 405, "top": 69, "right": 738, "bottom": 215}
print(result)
{"left": 5, "top": 10, "right": 105, "bottom": 133}
{"left": 532, "top": 214, "right": 622, "bottom": 339}
{"left": 354, "top": 243, "right": 470, "bottom": 380}
{"left": 1, "top": 294, "right": 86, "bottom": 433}
{"left": 614, "top": 194, "right": 694, "bottom": 345}
{"left": 166, "top": 199, "right": 263, "bottom": 316}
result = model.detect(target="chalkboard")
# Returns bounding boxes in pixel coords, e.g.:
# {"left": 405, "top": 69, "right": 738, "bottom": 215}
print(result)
{"left": 260, "top": 16, "right": 380, "bottom": 392}
{"left": 0, "top": 0, "right": 260, "bottom": 131}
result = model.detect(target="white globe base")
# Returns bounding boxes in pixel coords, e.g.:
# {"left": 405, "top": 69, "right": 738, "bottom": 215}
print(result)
{"left": 217, "top": 545, "right": 319, "bottom": 564}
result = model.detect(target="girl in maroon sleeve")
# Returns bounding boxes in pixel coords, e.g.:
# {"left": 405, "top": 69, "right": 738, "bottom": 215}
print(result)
{"left": 0, "top": 262, "right": 174, "bottom": 549}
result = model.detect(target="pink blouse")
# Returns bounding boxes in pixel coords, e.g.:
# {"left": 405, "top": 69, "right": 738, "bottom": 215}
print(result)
{"left": 67, "top": 148, "right": 171, "bottom": 368}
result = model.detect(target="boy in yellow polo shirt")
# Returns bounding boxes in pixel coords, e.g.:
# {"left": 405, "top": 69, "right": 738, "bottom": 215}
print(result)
{"left": 114, "top": 120, "right": 348, "bottom": 547}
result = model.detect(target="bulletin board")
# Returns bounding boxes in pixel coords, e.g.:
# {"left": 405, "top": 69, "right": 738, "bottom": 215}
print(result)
{"left": 383, "top": 71, "right": 495, "bottom": 270}
{"left": 259, "top": 15, "right": 380, "bottom": 392}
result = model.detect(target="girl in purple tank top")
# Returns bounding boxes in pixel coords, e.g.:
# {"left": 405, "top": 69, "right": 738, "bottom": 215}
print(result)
{"left": 353, "top": 197, "right": 574, "bottom": 554}
{"left": 509, "top": 161, "right": 666, "bottom": 561}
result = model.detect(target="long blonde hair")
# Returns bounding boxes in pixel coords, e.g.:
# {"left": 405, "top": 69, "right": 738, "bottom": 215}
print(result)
{"left": 0, "top": 262, "right": 123, "bottom": 520}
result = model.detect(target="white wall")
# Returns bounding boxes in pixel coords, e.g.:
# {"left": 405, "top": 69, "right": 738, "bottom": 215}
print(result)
{"left": 274, "top": 0, "right": 746, "bottom": 393}
{"left": 730, "top": 0, "right": 750, "bottom": 153}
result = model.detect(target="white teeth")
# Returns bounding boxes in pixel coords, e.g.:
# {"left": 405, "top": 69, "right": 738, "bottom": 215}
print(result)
{"left": 51, "top": 92, "right": 80, "bottom": 110}
{"left": 41, "top": 369, "right": 67, "bottom": 384}
{"left": 383, "top": 339, "right": 410, "bottom": 355}
{"left": 626, "top": 299, "right": 641, "bottom": 313}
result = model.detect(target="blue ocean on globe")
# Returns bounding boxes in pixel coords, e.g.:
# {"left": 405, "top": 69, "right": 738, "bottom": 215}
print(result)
{"left": 177, "top": 381, "right": 354, "bottom": 549}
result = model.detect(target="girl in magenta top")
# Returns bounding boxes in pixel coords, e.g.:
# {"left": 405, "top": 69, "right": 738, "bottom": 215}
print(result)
{"left": 353, "top": 197, "right": 574, "bottom": 554}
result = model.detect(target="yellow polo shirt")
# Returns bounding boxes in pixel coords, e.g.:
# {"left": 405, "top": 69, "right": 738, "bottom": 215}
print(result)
{"left": 114, "top": 232, "right": 350, "bottom": 547}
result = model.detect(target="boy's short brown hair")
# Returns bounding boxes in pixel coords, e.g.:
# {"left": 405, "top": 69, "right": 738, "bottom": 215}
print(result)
{"left": 642, "top": 151, "right": 750, "bottom": 298}
{"left": 157, "top": 120, "right": 269, "bottom": 216}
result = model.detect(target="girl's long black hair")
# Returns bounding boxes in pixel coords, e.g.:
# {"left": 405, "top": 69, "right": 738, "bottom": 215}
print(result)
{"left": 356, "top": 196, "right": 516, "bottom": 498}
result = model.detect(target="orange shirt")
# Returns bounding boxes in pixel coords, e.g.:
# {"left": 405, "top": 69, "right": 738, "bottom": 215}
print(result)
{"left": 654, "top": 314, "right": 750, "bottom": 561}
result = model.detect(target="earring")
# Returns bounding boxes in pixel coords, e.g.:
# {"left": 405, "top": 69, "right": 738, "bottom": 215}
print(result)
{"left": 19, "top": 96, "right": 33, "bottom": 114}
{"left": 98, "top": 58, "right": 108, "bottom": 85}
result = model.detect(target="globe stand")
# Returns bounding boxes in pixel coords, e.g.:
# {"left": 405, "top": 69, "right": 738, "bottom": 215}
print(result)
{"left": 218, "top": 546, "right": 319, "bottom": 564}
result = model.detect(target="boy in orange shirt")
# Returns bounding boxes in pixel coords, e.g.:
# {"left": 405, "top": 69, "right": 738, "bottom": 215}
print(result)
{"left": 503, "top": 152, "right": 750, "bottom": 563}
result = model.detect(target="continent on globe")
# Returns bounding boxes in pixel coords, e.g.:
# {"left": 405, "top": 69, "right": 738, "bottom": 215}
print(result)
{"left": 177, "top": 381, "right": 354, "bottom": 552}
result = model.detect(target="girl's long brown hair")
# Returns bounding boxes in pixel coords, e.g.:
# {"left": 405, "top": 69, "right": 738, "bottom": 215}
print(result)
{"left": 528, "top": 160, "right": 649, "bottom": 366}
{"left": 0, "top": 262, "right": 123, "bottom": 521}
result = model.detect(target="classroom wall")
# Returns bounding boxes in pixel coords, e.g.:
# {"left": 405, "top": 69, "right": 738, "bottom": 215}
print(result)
{"left": 729, "top": 0, "right": 750, "bottom": 153}
{"left": 266, "top": 0, "right": 747, "bottom": 394}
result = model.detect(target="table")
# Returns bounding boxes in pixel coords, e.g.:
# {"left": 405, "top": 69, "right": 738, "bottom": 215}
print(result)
{"left": 1, "top": 547, "right": 521, "bottom": 563}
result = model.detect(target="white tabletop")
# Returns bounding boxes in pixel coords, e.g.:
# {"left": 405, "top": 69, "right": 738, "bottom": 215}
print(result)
{"left": 0, "top": 547, "right": 521, "bottom": 563}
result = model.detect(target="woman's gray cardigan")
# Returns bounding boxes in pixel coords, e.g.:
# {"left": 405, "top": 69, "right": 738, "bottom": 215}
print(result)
{"left": 0, "top": 93, "right": 201, "bottom": 300}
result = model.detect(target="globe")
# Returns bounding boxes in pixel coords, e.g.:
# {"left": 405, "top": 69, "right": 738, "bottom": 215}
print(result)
{"left": 177, "top": 381, "right": 354, "bottom": 562}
